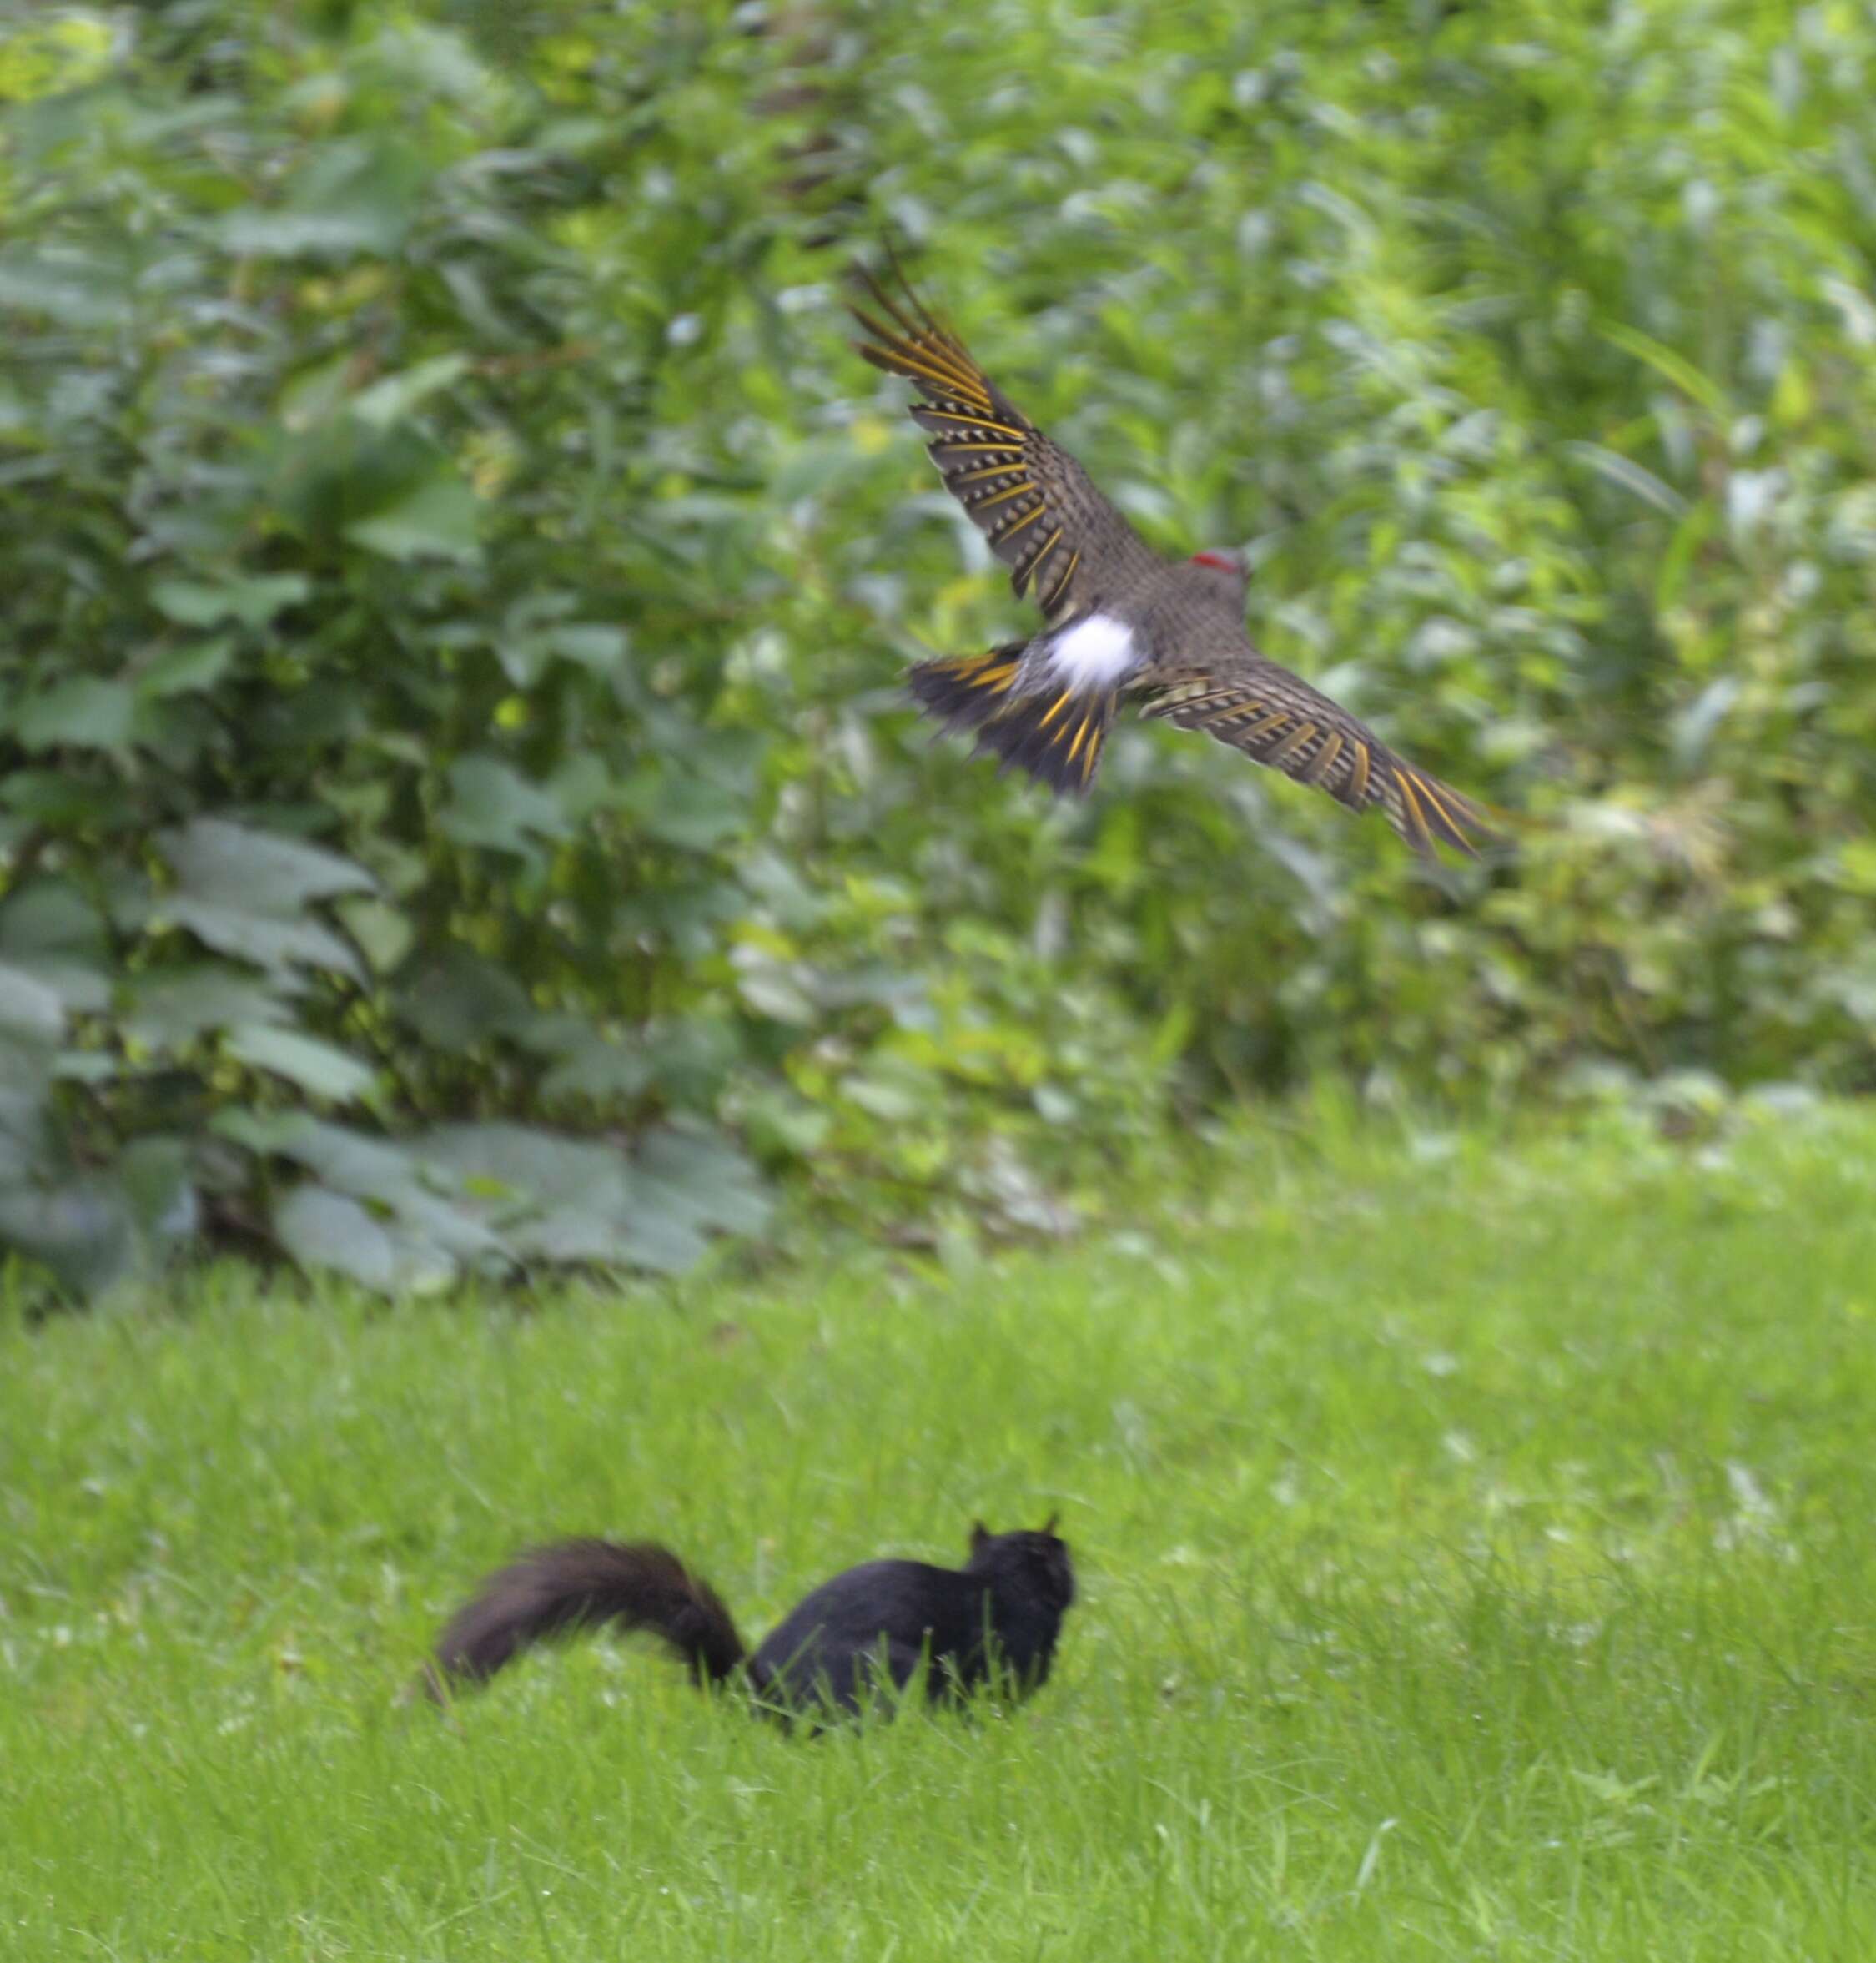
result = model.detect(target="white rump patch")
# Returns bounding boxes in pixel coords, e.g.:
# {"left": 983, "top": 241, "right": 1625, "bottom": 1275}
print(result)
{"left": 1044, "top": 612, "right": 1137, "bottom": 693}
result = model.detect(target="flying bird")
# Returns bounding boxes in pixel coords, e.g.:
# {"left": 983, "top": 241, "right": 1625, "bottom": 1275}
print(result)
{"left": 850, "top": 261, "right": 1497, "bottom": 857}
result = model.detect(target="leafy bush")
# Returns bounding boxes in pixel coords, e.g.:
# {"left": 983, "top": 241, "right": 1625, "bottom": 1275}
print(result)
{"left": 3, "top": 1, "right": 1875, "bottom": 1296}
{"left": 0, "top": 7, "right": 790, "bottom": 1291}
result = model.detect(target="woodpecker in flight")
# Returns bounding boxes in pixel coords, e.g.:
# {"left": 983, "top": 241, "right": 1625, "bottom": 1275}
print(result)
{"left": 851, "top": 262, "right": 1497, "bottom": 857}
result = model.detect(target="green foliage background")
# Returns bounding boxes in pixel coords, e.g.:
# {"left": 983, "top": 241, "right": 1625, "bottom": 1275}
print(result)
{"left": 3, "top": 0, "right": 1873, "bottom": 1291}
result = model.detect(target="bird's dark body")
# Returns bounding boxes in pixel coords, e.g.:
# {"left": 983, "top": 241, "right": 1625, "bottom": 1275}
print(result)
{"left": 852, "top": 256, "right": 1497, "bottom": 854}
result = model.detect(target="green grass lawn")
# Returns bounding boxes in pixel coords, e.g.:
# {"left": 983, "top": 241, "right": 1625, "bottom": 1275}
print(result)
{"left": 4, "top": 1105, "right": 1873, "bottom": 1960}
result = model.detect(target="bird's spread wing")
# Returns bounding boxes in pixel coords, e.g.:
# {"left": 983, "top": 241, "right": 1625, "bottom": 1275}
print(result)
{"left": 1139, "top": 664, "right": 1497, "bottom": 858}
{"left": 850, "top": 256, "right": 1161, "bottom": 620}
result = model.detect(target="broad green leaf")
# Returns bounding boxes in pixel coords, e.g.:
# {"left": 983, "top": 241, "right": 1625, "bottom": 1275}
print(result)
{"left": 418, "top": 1121, "right": 712, "bottom": 1273}
{"left": 159, "top": 899, "right": 362, "bottom": 980}
{"left": 149, "top": 575, "right": 310, "bottom": 628}
{"left": 392, "top": 950, "right": 531, "bottom": 1052}
{"left": 159, "top": 819, "right": 374, "bottom": 909}
{"left": 419, "top": 1123, "right": 625, "bottom": 1214}
{"left": 214, "top": 138, "right": 425, "bottom": 259}
{"left": 224, "top": 1025, "right": 378, "bottom": 1105}
{"left": 210, "top": 1107, "right": 316, "bottom": 1155}
{"left": 734, "top": 958, "right": 816, "bottom": 1025}
{"left": 360, "top": 21, "right": 499, "bottom": 106}
{"left": 123, "top": 968, "right": 296, "bottom": 1048}
{"left": 438, "top": 755, "right": 567, "bottom": 854}
{"left": 842, "top": 1074, "right": 922, "bottom": 1123}
{"left": 0, "top": 883, "right": 109, "bottom": 1013}
{"left": 536, "top": 1022, "right": 654, "bottom": 1102}
{"left": 0, "top": 883, "right": 104, "bottom": 961}
{"left": 253, "top": 1117, "right": 500, "bottom": 1263}
{"left": 542, "top": 622, "right": 629, "bottom": 672}
{"left": 344, "top": 471, "right": 481, "bottom": 562}
{"left": 350, "top": 355, "right": 470, "bottom": 430}
{"left": 270, "top": 1178, "right": 468, "bottom": 1293}
{"left": 0, "top": 1175, "right": 133, "bottom": 1298}
{"left": 334, "top": 896, "right": 414, "bottom": 974}
{"left": 52, "top": 1053, "right": 118, "bottom": 1085}
{"left": 1, "top": 770, "right": 135, "bottom": 828}
{"left": 272, "top": 1185, "right": 400, "bottom": 1290}
{"left": 139, "top": 635, "right": 236, "bottom": 697}
{"left": 646, "top": 773, "right": 749, "bottom": 852}
{"left": 633, "top": 1125, "right": 771, "bottom": 1236}
{"left": 0, "top": 253, "right": 129, "bottom": 327}
{"left": 0, "top": 1087, "right": 49, "bottom": 1185}
{"left": 0, "top": 962, "right": 64, "bottom": 1042}
{"left": 15, "top": 677, "right": 136, "bottom": 751}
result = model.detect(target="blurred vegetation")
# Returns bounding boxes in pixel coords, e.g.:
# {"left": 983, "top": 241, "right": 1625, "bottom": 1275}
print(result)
{"left": 2, "top": 0, "right": 1873, "bottom": 1294}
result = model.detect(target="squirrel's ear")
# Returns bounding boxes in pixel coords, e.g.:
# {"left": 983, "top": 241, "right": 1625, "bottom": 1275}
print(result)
{"left": 970, "top": 1520, "right": 991, "bottom": 1553}
{"left": 1040, "top": 1512, "right": 1060, "bottom": 1536}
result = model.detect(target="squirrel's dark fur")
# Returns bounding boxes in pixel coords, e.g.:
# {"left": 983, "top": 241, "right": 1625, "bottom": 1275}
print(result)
{"left": 426, "top": 1518, "right": 1074, "bottom": 1719}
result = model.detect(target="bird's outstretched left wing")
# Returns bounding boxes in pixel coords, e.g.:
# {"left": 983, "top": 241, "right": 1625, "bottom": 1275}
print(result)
{"left": 850, "top": 257, "right": 1161, "bottom": 622}
{"left": 1140, "top": 662, "right": 1497, "bottom": 858}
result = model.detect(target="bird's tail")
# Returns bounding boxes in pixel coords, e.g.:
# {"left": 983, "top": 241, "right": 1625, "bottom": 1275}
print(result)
{"left": 425, "top": 1539, "right": 746, "bottom": 1699}
{"left": 908, "top": 645, "right": 1114, "bottom": 795}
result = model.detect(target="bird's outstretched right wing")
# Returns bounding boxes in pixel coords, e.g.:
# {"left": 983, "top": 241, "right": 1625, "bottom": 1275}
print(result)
{"left": 850, "top": 255, "right": 1161, "bottom": 622}
{"left": 1139, "top": 662, "right": 1499, "bottom": 858}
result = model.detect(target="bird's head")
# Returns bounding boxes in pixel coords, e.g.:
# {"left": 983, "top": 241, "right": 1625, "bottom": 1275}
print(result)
{"left": 1189, "top": 548, "right": 1249, "bottom": 596}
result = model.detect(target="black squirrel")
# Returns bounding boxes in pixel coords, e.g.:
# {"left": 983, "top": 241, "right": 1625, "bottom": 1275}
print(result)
{"left": 426, "top": 1518, "right": 1074, "bottom": 1719}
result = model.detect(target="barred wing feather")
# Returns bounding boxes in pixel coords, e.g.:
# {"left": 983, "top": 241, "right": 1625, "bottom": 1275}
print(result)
{"left": 1141, "top": 667, "right": 1496, "bottom": 858}
{"left": 850, "top": 260, "right": 1160, "bottom": 621}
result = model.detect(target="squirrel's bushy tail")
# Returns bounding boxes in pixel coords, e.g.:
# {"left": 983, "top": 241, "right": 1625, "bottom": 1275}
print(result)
{"left": 427, "top": 1539, "right": 745, "bottom": 1697}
